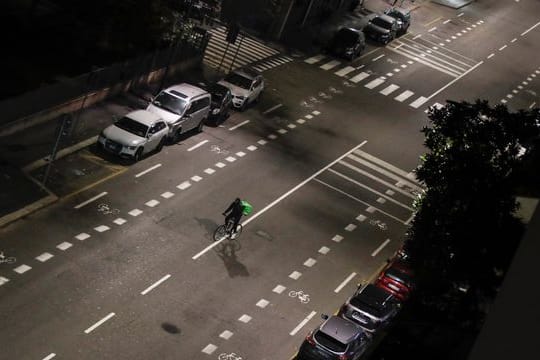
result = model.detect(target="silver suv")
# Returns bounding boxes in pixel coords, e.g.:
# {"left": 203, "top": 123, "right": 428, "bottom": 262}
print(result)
{"left": 98, "top": 110, "right": 168, "bottom": 161}
{"left": 146, "top": 83, "right": 211, "bottom": 141}
{"left": 297, "top": 314, "right": 371, "bottom": 360}
{"left": 218, "top": 67, "right": 264, "bottom": 111}
{"left": 339, "top": 283, "right": 401, "bottom": 335}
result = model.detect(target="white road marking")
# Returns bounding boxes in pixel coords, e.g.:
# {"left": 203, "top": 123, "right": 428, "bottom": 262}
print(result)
{"left": 288, "top": 123, "right": 297, "bottom": 129}
{"left": 320, "top": 60, "right": 341, "bottom": 70}
{"left": 499, "top": 45, "right": 507, "bottom": 51}
{"left": 229, "top": 120, "right": 250, "bottom": 131}
{"left": 386, "top": 72, "right": 394, "bottom": 77}
{"left": 345, "top": 224, "right": 357, "bottom": 232}
{"left": 14, "top": 264, "right": 32, "bottom": 274}
{"left": 141, "top": 274, "right": 171, "bottom": 295}
{"left": 177, "top": 181, "right": 191, "bottom": 190}
{"left": 74, "top": 192, "right": 107, "bottom": 209}
{"left": 334, "top": 272, "right": 357, "bottom": 293}
{"left": 332, "top": 235, "right": 344, "bottom": 243}
{"left": 318, "top": 246, "right": 330, "bottom": 255}
{"left": 273, "top": 285, "right": 286, "bottom": 294}
{"left": 377, "top": 197, "right": 386, "bottom": 204}
{"left": 314, "top": 179, "right": 407, "bottom": 225}
{"left": 305, "top": 54, "right": 325, "bottom": 64}
{"left": 256, "top": 299, "right": 270, "bottom": 308}
{"left": 401, "top": 64, "right": 407, "bottom": 68}
{"left": 225, "top": 156, "right": 237, "bottom": 162}
{"left": 312, "top": 110, "right": 321, "bottom": 115}
{"left": 365, "top": 78, "right": 385, "bottom": 89}
{"left": 521, "top": 21, "right": 540, "bottom": 36}
{"left": 457, "top": 13, "right": 464, "bottom": 17}
{"left": 36, "top": 252, "right": 54, "bottom": 262}
{"left": 487, "top": 53, "right": 495, "bottom": 59}
{"left": 204, "top": 168, "right": 216, "bottom": 175}
{"left": 296, "top": 118, "right": 306, "bottom": 124}
{"left": 263, "top": 104, "right": 283, "bottom": 115}
{"left": 335, "top": 66, "right": 356, "bottom": 77}
{"left": 268, "top": 134, "right": 278, "bottom": 140}
{"left": 290, "top": 311, "right": 317, "bottom": 336}
{"left": 258, "top": 139, "right": 268, "bottom": 145}
{"left": 75, "top": 233, "right": 91, "bottom": 241}
{"left": 428, "top": 27, "right": 437, "bottom": 32}
{"left": 380, "top": 84, "right": 400, "bottom": 96}
{"left": 84, "top": 312, "right": 115, "bottom": 334}
{"left": 512, "top": 90, "right": 519, "bottom": 94}
{"left": 145, "top": 199, "right": 159, "bottom": 207}
{"left": 42, "top": 354, "right": 56, "bottom": 360}
{"left": 220, "top": 330, "right": 234, "bottom": 340}
{"left": 94, "top": 225, "right": 110, "bottom": 233}
{"left": 128, "top": 209, "right": 143, "bottom": 216}
{"left": 192, "top": 142, "right": 367, "bottom": 260}
{"left": 350, "top": 72, "right": 370, "bottom": 83}
{"left": 215, "top": 162, "right": 226, "bottom": 168}
{"left": 247, "top": 145, "right": 258, "bottom": 151}
{"left": 277, "top": 129, "right": 288, "bottom": 134}
{"left": 191, "top": 175, "right": 203, "bottom": 182}
{"left": 56, "top": 242, "right": 72, "bottom": 250}
{"left": 386, "top": 189, "right": 396, "bottom": 196}
{"left": 443, "top": 19, "right": 451, "bottom": 24}
{"left": 372, "top": 54, "right": 385, "bottom": 62}
{"left": 426, "top": 61, "right": 483, "bottom": 100}
{"left": 413, "top": 34, "right": 422, "bottom": 40}
{"left": 135, "top": 163, "right": 162, "bottom": 177}
{"left": 113, "top": 218, "right": 127, "bottom": 225}
{"left": 161, "top": 192, "right": 175, "bottom": 199}
{"left": 529, "top": 102, "right": 536, "bottom": 109}
{"left": 405, "top": 214, "right": 415, "bottom": 225}
{"left": 201, "top": 344, "right": 217, "bottom": 355}
{"left": 236, "top": 151, "right": 246, "bottom": 157}
{"left": 187, "top": 140, "right": 208, "bottom": 152}
{"left": 238, "top": 314, "right": 252, "bottom": 323}
{"left": 304, "top": 258, "right": 317, "bottom": 267}
{"left": 500, "top": 99, "right": 507, "bottom": 104}
{"left": 305, "top": 114, "right": 314, "bottom": 119}
{"left": 410, "top": 96, "right": 429, "bottom": 108}
{"left": 289, "top": 271, "right": 302, "bottom": 280}
{"left": 394, "top": 90, "right": 414, "bottom": 102}
{"left": 0, "top": 277, "right": 10, "bottom": 285}
{"left": 371, "top": 239, "right": 391, "bottom": 257}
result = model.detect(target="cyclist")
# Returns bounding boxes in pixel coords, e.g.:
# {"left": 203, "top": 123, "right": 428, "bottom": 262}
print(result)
{"left": 222, "top": 198, "right": 252, "bottom": 236}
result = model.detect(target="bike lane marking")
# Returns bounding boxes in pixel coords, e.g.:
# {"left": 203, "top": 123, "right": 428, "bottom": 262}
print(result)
{"left": 371, "top": 239, "right": 391, "bottom": 257}
{"left": 191, "top": 141, "right": 367, "bottom": 260}
{"left": 74, "top": 191, "right": 107, "bottom": 209}
{"left": 334, "top": 272, "right": 357, "bottom": 293}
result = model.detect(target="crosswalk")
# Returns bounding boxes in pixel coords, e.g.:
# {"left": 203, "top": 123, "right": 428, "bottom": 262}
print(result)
{"left": 203, "top": 26, "right": 282, "bottom": 72}
{"left": 315, "top": 148, "right": 425, "bottom": 227}
{"left": 252, "top": 55, "right": 294, "bottom": 73}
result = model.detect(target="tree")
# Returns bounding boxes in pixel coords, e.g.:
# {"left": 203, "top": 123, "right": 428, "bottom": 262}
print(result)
{"left": 404, "top": 100, "right": 539, "bottom": 322}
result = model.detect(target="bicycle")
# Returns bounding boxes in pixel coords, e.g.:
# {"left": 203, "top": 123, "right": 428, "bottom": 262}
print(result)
{"left": 97, "top": 203, "right": 120, "bottom": 215}
{"left": 0, "top": 252, "right": 16, "bottom": 264}
{"left": 213, "top": 218, "right": 243, "bottom": 242}
{"left": 288, "top": 290, "right": 311, "bottom": 304}
{"left": 210, "top": 145, "right": 229, "bottom": 155}
{"left": 369, "top": 219, "right": 388, "bottom": 231}
{"left": 218, "top": 353, "right": 242, "bottom": 360}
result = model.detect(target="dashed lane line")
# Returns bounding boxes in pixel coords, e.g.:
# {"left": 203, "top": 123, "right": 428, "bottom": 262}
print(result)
{"left": 290, "top": 311, "right": 317, "bottom": 336}
{"left": 334, "top": 272, "right": 357, "bottom": 293}
{"left": 84, "top": 312, "right": 115, "bottom": 334}
{"left": 229, "top": 120, "right": 250, "bottom": 131}
{"left": 371, "top": 239, "right": 391, "bottom": 257}
{"left": 141, "top": 274, "right": 171, "bottom": 295}
{"left": 187, "top": 140, "right": 209, "bottom": 152}
{"left": 135, "top": 163, "right": 162, "bottom": 177}
{"left": 74, "top": 192, "right": 107, "bottom": 209}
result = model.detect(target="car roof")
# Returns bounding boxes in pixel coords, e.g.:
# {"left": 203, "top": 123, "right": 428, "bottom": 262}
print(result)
{"left": 232, "top": 67, "right": 260, "bottom": 80}
{"left": 350, "top": 284, "right": 398, "bottom": 316}
{"left": 319, "top": 316, "right": 363, "bottom": 344}
{"left": 125, "top": 110, "right": 161, "bottom": 126}
{"left": 163, "top": 83, "right": 208, "bottom": 99}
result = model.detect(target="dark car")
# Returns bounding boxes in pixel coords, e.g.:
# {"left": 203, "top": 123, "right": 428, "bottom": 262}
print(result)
{"left": 363, "top": 14, "right": 399, "bottom": 44}
{"left": 327, "top": 27, "right": 366, "bottom": 61}
{"left": 205, "top": 83, "right": 232, "bottom": 124}
{"left": 384, "top": 7, "right": 411, "bottom": 35}
{"left": 375, "top": 259, "right": 415, "bottom": 301}
{"left": 339, "top": 283, "right": 401, "bottom": 335}
{"left": 297, "top": 315, "right": 371, "bottom": 360}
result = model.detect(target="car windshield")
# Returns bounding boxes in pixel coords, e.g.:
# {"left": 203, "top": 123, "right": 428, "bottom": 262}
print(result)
{"left": 209, "top": 85, "right": 226, "bottom": 104}
{"left": 114, "top": 117, "right": 148, "bottom": 138}
{"left": 224, "top": 73, "right": 252, "bottom": 90}
{"left": 314, "top": 331, "right": 347, "bottom": 353}
{"left": 335, "top": 30, "right": 357, "bottom": 46}
{"left": 372, "top": 17, "right": 392, "bottom": 29}
{"left": 152, "top": 92, "right": 187, "bottom": 115}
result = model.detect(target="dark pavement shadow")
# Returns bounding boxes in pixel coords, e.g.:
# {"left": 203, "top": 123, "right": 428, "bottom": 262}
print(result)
{"left": 194, "top": 217, "right": 219, "bottom": 239}
{"left": 214, "top": 241, "right": 249, "bottom": 278}
{"left": 161, "top": 322, "right": 181, "bottom": 335}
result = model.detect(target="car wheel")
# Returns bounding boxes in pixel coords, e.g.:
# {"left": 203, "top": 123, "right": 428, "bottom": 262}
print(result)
{"left": 239, "top": 101, "right": 247, "bottom": 112}
{"left": 197, "top": 120, "right": 204, "bottom": 133}
{"left": 156, "top": 137, "right": 165, "bottom": 153}
{"left": 134, "top": 148, "right": 143, "bottom": 162}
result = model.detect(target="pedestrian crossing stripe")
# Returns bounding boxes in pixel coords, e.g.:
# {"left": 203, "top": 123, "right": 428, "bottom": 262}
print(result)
{"left": 380, "top": 84, "right": 400, "bottom": 96}
{"left": 305, "top": 54, "right": 326, "bottom": 64}
{"left": 320, "top": 60, "right": 341, "bottom": 70}
{"left": 365, "top": 78, "right": 385, "bottom": 89}
{"left": 350, "top": 72, "right": 370, "bottom": 83}
{"left": 334, "top": 66, "right": 356, "bottom": 77}
{"left": 394, "top": 90, "right": 414, "bottom": 102}
{"left": 409, "top": 96, "right": 428, "bottom": 108}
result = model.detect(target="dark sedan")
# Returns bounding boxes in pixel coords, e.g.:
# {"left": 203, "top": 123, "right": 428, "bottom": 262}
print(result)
{"left": 363, "top": 14, "right": 399, "bottom": 44}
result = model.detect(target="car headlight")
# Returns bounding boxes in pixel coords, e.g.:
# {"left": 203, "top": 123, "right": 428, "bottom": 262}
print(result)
{"left": 345, "top": 47, "right": 354, "bottom": 54}
{"left": 126, "top": 145, "right": 137, "bottom": 150}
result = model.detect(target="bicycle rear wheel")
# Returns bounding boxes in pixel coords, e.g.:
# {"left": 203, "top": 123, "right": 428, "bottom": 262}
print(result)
{"left": 213, "top": 225, "right": 228, "bottom": 242}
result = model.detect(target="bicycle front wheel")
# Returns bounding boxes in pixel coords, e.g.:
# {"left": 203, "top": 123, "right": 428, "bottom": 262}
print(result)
{"left": 213, "top": 225, "right": 228, "bottom": 242}
{"left": 233, "top": 224, "right": 243, "bottom": 238}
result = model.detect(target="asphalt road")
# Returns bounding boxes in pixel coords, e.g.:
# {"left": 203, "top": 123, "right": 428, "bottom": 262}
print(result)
{"left": 0, "top": 0, "right": 539, "bottom": 359}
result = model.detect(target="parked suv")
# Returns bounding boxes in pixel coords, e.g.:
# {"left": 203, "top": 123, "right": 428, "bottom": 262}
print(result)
{"left": 297, "top": 315, "right": 371, "bottom": 360}
{"left": 384, "top": 7, "right": 411, "bottom": 35}
{"left": 218, "top": 67, "right": 264, "bottom": 111}
{"left": 339, "top": 283, "right": 401, "bottom": 335}
{"left": 363, "top": 14, "right": 399, "bottom": 44}
{"left": 327, "top": 27, "right": 366, "bottom": 61}
{"left": 97, "top": 110, "right": 168, "bottom": 161}
{"left": 146, "top": 83, "right": 210, "bottom": 141}
{"left": 375, "top": 258, "right": 415, "bottom": 301}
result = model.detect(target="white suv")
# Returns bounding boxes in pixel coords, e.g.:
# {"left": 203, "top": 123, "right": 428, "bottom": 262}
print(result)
{"left": 218, "top": 68, "right": 264, "bottom": 111}
{"left": 146, "top": 83, "right": 211, "bottom": 141}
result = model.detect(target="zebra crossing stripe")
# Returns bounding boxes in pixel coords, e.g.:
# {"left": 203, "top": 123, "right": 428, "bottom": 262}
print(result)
{"left": 209, "top": 27, "right": 278, "bottom": 56}
{"left": 365, "top": 78, "right": 385, "bottom": 89}
{"left": 334, "top": 66, "right": 356, "bottom": 77}
{"left": 380, "top": 84, "right": 400, "bottom": 95}
{"left": 409, "top": 96, "right": 429, "bottom": 108}
{"left": 350, "top": 72, "right": 370, "bottom": 83}
{"left": 320, "top": 60, "right": 341, "bottom": 70}
{"left": 305, "top": 54, "right": 325, "bottom": 64}
{"left": 394, "top": 90, "right": 415, "bottom": 102}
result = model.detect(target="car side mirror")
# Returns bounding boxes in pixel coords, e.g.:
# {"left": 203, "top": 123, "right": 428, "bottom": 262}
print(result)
{"left": 321, "top": 314, "right": 329, "bottom": 320}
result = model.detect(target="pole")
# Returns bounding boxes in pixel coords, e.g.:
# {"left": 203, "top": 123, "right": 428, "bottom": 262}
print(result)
{"left": 42, "top": 114, "right": 69, "bottom": 186}
{"left": 277, "top": 0, "right": 296, "bottom": 40}
{"left": 300, "top": 0, "right": 315, "bottom": 27}
{"left": 218, "top": 41, "right": 231, "bottom": 72}
{"left": 228, "top": 34, "right": 245, "bottom": 73}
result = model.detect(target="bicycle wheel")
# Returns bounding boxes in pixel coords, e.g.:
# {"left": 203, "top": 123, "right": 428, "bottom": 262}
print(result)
{"left": 288, "top": 290, "right": 297, "bottom": 298}
{"left": 230, "top": 224, "right": 243, "bottom": 239}
{"left": 213, "top": 225, "right": 228, "bottom": 242}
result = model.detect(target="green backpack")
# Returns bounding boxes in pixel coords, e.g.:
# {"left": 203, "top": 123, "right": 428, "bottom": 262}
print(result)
{"left": 241, "top": 200, "right": 253, "bottom": 215}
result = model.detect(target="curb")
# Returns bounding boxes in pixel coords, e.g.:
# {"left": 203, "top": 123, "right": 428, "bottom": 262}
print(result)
{"left": 0, "top": 193, "right": 58, "bottom": 229}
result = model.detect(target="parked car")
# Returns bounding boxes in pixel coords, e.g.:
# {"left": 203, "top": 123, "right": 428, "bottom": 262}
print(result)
{"left": 363, "top": 14, "right": 399, "bottom": 44}
{"left": 146, "top": 83, "right": 210, "bottom": 141}
{"left": 205, "top": 82, "right": 232, "bottom": 124}
{"left": 297, "top": 314, "right": 371, "bottom": 360}
{"left": 339, "top": 283, "right": 401, "bottom": 335}
{"left": 384, "top": 7, "right": 411, "bottom": 35}
{"left": 218, "top": 67, "right": 264, "bottom": 111}
{"left": 97, "top": 110, "right": 168, "bottom": 161}
{"left": 375, "top": 258, "right": 415, "bottom": 301}
{"left": 327, "top": 27, "right": 366, "bottom": 61}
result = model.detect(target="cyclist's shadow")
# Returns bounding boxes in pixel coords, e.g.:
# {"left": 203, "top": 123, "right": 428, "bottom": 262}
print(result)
{"left": 194, "top": 216, "right": 219, "bottom": 240}
{"left": 214, "top": 241, "right": 249, "bottom": 278}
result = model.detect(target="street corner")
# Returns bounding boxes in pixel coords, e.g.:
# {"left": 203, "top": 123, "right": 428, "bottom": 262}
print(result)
{"left": 28, "top": 145, "right": 128, "bottom": 198}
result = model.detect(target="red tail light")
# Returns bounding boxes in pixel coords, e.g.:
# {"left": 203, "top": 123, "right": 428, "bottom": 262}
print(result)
{"left": 339, "top": 354, "right": 350, "bottom": 360}
{"left": 305, "top": 331, "right": 315, "bottom": 345}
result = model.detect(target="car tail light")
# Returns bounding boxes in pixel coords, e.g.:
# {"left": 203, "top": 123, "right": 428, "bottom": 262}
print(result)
{"left": 305, "top": 331, "right": 315, "bottom": 345}
{"left": 339, "top": 354, "right": 350, "bottom": 360}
